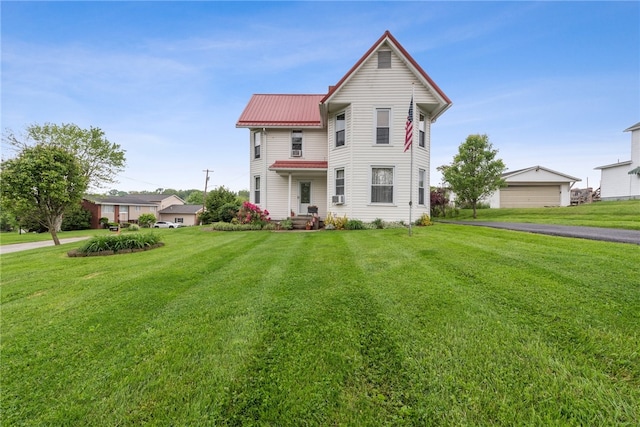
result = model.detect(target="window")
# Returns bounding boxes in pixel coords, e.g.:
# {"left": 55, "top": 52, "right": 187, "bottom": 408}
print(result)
{"left": 150, "top": 206, "right": 157, "bottom": 212}
{"left": 335, "top": 168, "right": 345, "bottom": 196}
{"left": 134, "top": 206, "right": 141, "bottom": 211}
{"left": 419, "top": 113, "right": 426, "bottom": 148}
{"left": 291, "top": 130, "right": 302, "bottom": 156}
{"left": 371, "top": 167, "right": 394, "bottom": 203}
{"left": 378, "top": 50, "right": 391, "bottom": 69}
{"left": 335, "top": 113, "right": 345, "bottom": 147}
{"left": 253, "top": 132, "right": 261, "bottom": 159}
{"left": 174, "top": 217, "right": 184, "bottom": 223}
{"left": 120, "top": 205, "right": 128, "bottom": 213}
{"left": 254, "top": 176, "right": 261, "bottom": 204}
{"left": 376, "top": 109, "right": 390, "bottom": 144}
{"left": 419, "top": 169, "right": 426, "bottom": 205}
{"left": 102, "top": 205, "right": 114, "bottom": 213}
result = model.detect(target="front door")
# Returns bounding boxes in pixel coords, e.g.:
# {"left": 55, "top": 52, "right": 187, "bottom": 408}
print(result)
{"left": 299, "top": 181, "right": 311, "bottom": 214}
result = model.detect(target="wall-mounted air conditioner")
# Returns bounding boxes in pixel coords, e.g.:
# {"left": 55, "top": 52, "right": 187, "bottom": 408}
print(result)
{"left": 291, "top": 150, "right": 302, "bottom": 157}
{"left": 332, "top": 195, "right": 345, "bottom": 205}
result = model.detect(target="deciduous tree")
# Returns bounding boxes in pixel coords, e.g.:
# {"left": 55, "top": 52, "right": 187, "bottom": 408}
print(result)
{"left": 4, "top": 123, "right": 125, "bottom": 189}
{"left": 438, "top": 134, "right": 506, "bottom": 218}
{"left": 1, "top": 145, "right": 88, "bottom": 244}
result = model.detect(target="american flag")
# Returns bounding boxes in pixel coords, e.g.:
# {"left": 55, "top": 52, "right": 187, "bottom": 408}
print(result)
{"left": 404, "top": 96, "right": 413, "bottom": 152}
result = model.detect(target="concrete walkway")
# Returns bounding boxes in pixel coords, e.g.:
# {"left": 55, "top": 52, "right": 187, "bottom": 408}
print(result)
{"left": 0, "top": 237, "right": 90, "bottom": 255}
{"left": 451, "top": 222, "right": 640, "bottom": 245}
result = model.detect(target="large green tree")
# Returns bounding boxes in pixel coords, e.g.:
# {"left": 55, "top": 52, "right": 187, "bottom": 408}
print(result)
{"left": 4, "top": 123, "right": 126, "bottom": 189}
{"left": 1, "top": 145, "right": 89, "bottom": 244}
{"left": 438, "top": 134, "right": 506, "bottom": 219}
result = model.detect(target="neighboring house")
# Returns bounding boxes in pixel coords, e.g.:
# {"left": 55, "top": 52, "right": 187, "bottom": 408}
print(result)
{"left": 595, "top": 122, "right": 640, "bottom": 200}
{"left": 236, "top": 31, "right": 451, "bottom": 222}
{"left": 484, "top": 166, "right": 581, "bottom": 208}
{"left": 82, "top": 194, "right": 186, "bottom": 228}
{"left": 157, "top": 204, "right": 203, "bottom": 226}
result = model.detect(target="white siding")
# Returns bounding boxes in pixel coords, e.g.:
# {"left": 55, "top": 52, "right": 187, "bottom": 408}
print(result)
{"left": 250, "top": 128, "right": 328, "bottom": 220}
{"left": 600, "top": 164, "right": 637, "bottom": 199}
{"left": 326, "top": 46, "right": 432, "bottom": 222}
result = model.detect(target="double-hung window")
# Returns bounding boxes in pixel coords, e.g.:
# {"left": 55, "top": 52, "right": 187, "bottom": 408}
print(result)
{"left": 376, "top": 109, "right": 390, "bottom": 144}
{"left": 253, "top": 132, "right": 261, "bottom": 159}
{"left": 419, "top": 113, "right": 426, "bottom": 148}
{"left": 254, "top": 176, "right": 261, "bottom": 204}
{"left": 335, "top": 113, "right": 345, "bottom": 147}
{"left": 291, "top": 130, "right": 302, "bottom": 156}
{"left": 335, "top": 168, "right": 345, "bottom": 196}
{"left": 419, "top": 169, "right": 426, "bottom": 205}
{"left": 371, "top": 167, "right": 394, "bottom": 203}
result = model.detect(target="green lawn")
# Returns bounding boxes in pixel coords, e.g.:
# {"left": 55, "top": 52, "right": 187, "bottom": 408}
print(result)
{"left": 448, "top": 200, "right": 640, "bottom": 230}
{"left": 1, "top": 226, "right": 638, "bottom": 425}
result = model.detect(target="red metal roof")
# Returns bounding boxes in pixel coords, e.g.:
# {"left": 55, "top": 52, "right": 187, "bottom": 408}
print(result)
{"left": 236, "top": 94, "right": 324, "bottom": 128}
{"left": 321, "top": 30, "right": 452, "bottom": 105}
{"left": 269, "top": 160, "right": 328, "bottom": 170}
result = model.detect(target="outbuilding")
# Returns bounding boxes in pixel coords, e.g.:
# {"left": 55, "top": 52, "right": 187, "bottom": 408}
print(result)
{"left": 485, "top": 166, "right": 581, "bottom": 208}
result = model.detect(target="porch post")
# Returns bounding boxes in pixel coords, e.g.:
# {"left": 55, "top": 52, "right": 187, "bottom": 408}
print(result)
{"left": 287, "top": 173, "right": 292, "bottom": 218}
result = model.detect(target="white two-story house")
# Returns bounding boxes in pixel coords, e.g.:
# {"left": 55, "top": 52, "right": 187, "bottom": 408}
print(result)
{"left": 237, "top": 31, "right": 451, "bottom": 222}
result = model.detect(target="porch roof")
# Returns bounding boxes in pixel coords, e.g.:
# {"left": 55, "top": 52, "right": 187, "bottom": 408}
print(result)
{"left": 269, "top": 160, "right": 328, "bottom": 172}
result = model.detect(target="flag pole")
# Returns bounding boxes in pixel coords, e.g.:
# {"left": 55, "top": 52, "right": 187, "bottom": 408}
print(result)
{"left": 408, "top": 84, "right": 415, "bottom": 237}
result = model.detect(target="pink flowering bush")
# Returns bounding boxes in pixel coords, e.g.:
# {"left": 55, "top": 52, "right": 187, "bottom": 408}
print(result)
{"left": 237, "top": 201, "right": 270, "bottom": 226}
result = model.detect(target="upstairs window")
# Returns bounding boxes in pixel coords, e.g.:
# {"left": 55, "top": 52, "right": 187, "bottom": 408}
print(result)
{"left": 376, "top": 109, "right": 390, "bottom": 144}
{"left": 253, "top": 132, "right": 261, "bottom": 159}
{"left": 291, "top": 130, "right": 302, "bottom": 157}
{"left": 335, "top": 113, "right": 345, "bottom": 147}
{"left": 419, "top": 113, "right": 426, "bottom": 148}
{"left": 371, "top": 167, "right": 394, "bottom": 203}
{"left": 378, "top": 51, "right": 391, "bottom": 69}
{"left": 335, "top": 168, "right": 345, "bottom": 196}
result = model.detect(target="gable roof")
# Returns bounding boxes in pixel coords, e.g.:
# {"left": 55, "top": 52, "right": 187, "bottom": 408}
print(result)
{"left": 503, "top": 166, "right": 580, "bottom": 182}
{"left": 158, "top": 204, "right": 203, "bottom": 215}
{"left": 236, "top": 94, "right": 324, "bottom": 128}
{"left": 320, "top": 30, "right": 452, "bottom": 119}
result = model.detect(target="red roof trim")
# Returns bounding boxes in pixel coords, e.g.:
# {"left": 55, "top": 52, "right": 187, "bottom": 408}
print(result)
{"left": 320, "top": 30, "right": 451, "bottom": 105}
{"left": 269, "top": 160, "right": 328, "bottom": 170}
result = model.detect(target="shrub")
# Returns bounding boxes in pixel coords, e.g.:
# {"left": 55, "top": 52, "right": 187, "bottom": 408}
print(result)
{"left": 344, "top": 219, "right": 365, "bottom": 230}
{"left": 325, "top": 212, "right": 348, "bottom": 230}
{"left": 62, "top": 204, "right": 92, "bottom": 231}
{"left": 237, "top": 201, "right": 270, "bottom": 226}
{"left": 217, "top": 201, "right": 241, "bottom": 223}
{"left": 99, "top": 217, "right": 110, "bottom": 228}
{"left": 415, "top": 213, "right": 432, "bottom": 226}
{"left": 371, "top": 218, "right": 385, "bottom": 229}
{"left": 280, "top": 218, "right": 293, "bottom": 230}
{"left": 77, "top": 233, "right": 162, "bottom": 254}
{"left": 127, "top": 224, "right": 140, "bottom": 231}
{"left": 138, "top": 213, "right": 156, "bottom": 228}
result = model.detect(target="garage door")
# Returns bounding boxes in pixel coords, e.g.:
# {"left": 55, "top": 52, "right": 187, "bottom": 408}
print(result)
{"left": 500, "top": 186, "right": 560, "bottom": 208}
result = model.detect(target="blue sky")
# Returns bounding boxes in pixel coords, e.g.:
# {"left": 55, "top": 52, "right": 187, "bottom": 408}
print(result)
{"left": 2, "top": 1, "right": 638, "bottom": 193}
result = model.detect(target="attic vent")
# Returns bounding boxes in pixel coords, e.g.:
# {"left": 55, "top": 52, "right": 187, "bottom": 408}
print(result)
{"left": 378, "top": 51, "right": 391, "bottom": 69}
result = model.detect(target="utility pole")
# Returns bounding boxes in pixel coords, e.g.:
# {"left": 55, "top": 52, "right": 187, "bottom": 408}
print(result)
{"left": 202, "top": 169, "right": 213, "bottom": 225}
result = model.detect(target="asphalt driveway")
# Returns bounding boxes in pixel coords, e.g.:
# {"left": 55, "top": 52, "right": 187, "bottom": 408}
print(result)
{"left": 451, "top": 222, "right": 640, "bottom": 245}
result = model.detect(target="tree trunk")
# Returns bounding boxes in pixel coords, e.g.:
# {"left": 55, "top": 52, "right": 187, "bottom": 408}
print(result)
{"left": 48, "top": 214, "right": 63, "bottom": 245}
{"left": 472, "top": 201, "right": 477, "bottom": 219}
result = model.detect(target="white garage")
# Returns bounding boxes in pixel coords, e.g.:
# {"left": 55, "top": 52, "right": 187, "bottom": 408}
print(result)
{"left": 485, "top": 166, "right": 580, "bottom": 208}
